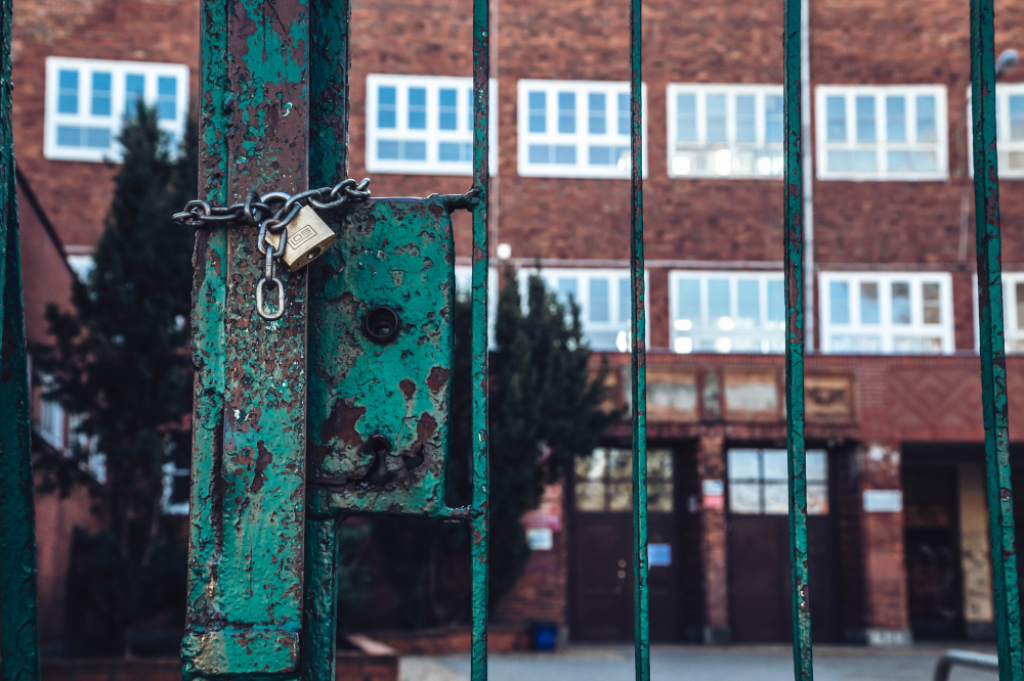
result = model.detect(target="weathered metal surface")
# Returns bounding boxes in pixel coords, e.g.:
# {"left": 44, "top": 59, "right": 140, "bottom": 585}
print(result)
{"left": 302, "top": 1, "right": 352, "bottom": 678}
{"left": 783, "top": 0, "right": 813, "bottom": 676}
{"left": 470, "top": 0, "right": 490, "bottom": 678}
{"left": 628, "top": 0, "right": 649, "bottom": 679}
{"left": 970, "top": 0, "right": 1024, "bottom": 678}
{"left": 182, "top": 0, "right": 311, "bottom": 677}
{"left": 0, "top": 0, "right": 42, "bottom": 675}
{"left": 306, "top": 198, "right": 455, "bottom": 518}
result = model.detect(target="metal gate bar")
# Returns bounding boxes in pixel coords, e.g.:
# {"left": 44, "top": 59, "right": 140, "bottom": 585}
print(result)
{"left": 0, "top": 0, "right": 41, "bottom": 678}
{"left": 970, "top": 0, "right": 1024, "bottom": 678}
{"left": 782, "top": 0, "right": 812, "bottom": 678}
{"left": 628, "top": 0, "right": 650, "bottom": 678}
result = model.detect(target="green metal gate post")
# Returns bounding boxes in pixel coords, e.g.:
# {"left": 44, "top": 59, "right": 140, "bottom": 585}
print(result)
{"left": 628, "top": 0, "right": 649, "bottom": 679}
{"left": 0, "top": 0, "right": 42, "bottom": 678}
{"left": 783, "top": 0, "right": 812, "bottom": 677}
{"left": 970, "top": 0, "right": 1024, "bottom": 678}
{"left": 183, "top": 1, "right": 312, "bottom": 677}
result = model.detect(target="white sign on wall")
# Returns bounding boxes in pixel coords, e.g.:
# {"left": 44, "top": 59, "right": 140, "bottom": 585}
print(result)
{"left": 648, "top": 543, "right": 672, "bottom": 567}
{"left": 526, "top": 527, "right": 554, "bottom": 551}
{"left": 863, "top": 489, "right": 903, "bottom": 513}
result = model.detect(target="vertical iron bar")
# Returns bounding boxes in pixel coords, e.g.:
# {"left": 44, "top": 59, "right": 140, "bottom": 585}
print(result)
{"left": 784, "top": 0, "right": 812, "bottom": 676}
{"left": 970, "top": 0, "right": 1024, "bottom": 677}
{"left": 629, "top": 0, "right": 649, "bottom": 678}
{"left": 0, "top": 0, "right": 42, "bottom": 675}
{"left": 302, "top": 2, "right": 352, "bottom": 679}
{"left": 470, "top": 0, "right": 490, "bottom": 677}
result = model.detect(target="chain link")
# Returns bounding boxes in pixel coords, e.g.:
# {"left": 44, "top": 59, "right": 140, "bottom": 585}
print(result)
{"left": 174, "top": 178, "right": 371, "bottom": 320}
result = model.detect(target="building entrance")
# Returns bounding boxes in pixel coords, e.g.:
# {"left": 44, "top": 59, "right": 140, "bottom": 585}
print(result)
{"left": 569, "top": 447, "right": 679, "bottom": 641}
{"left": 726, "top": 448, "right": 840, "bottom": 642}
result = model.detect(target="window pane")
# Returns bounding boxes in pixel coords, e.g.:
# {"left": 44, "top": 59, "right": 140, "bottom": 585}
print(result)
{"left": 157, "top": 76, "right": 176, "bottom": 120}
{"left": 378, "top": 86, "right": 396, "bottom": 129}
{"left": 439, "top": 141, "right": 461, "bottom": 161}
{"left": 91, "top": 72, "right": 111, "bottom": 116}
{"left": 589, "top": 278, "right": 609, "bottom": 323}
{"left": 378, "top": 140, "right": 399, "bottom": 159}
{"left": 439, "top": 88, "right": 458, "bottom": 130}
{"left": 706, "top": 94, "right": 726, "bottom": 143}
{"left": 766, "top": 94, "right": 783, "bottom": 143}
{"left": 648, "top": 481, "right": 673, "bottom": 512}
{"left": 860, "top": 282, "right": 879, "bottom": 324}
{"left": 767, "top": 279, "right": 784, "bottom": 323}
{"left": 125, "top": 74, "right": 144, "bottom": 117}
{"left": 403, "top": 141, "right": 426, "bottom": 160}
{"left": 556, "top": 277, "right": 578, "bottom": 308}
{"left": 763, "top": 450, "right": 788, "bottom": 480}
{"left": 677, "top": 278, "right": 700, "bottom": 324}
{"left": 886, "top": 96, "right": 905, "bottom": 142}
{"left": 677, "top": 94, "right": 697, "bottom": 142}
{"left": 608, "top": 482, "right": 632, "bottom": 511}
{"left": 588, "top": 92, "right": 606, "bottom": 134}
{"left": 528, "top": 91, "right": 546, "bottom": 133}
{"left": 575, "top": 482, "right": 605, "bottom": 511}
{"left": 528, "top": 145, "right": 549, "bottom": 163}
{"left": 85, "top": 127, "right": 110, "bottom": 148}
{"left": 807, "top": 450, "right": 828, "bottom": 482}
{"left": 708, "top": 278, "right": 730, "bottom": 319}
{"left": 1017, "top": 283, "right": 1024, "bottom": 330}
{"left": 558, "top": 92, "right": 575, "bottom": 134}
{"left": 764, "top": 483, "right": 788, "bottom": 514}
{"left": 467, "top": 89, "right": 474, "bottom": 131}
{"left": 922, "top": 282, "right": 941, "bottom": 324}
{"left": 619, "top": 278, "right": 630, "bottom": 323}
{"left": 728, "top": 449, "right": 760, "bottom": 480}
{"left": 1011, "top": 95, "right": 1024, "bottom": 141}
{"left": 826, "top": 96, "right": 846, "bottom": 141}
{"left": 618, "top": 93, "right": 630, "bottom": 135}
{"left": 408, "top": 87, "right": 426, "bottom": 129}
{"left": 917, "top": 95, "right": 936, "bottom": 143}
{"left": 56, "top": 125, "right": 81, "bottom": 147}
{"left": 830, "top": 281, "right": 850, "bottom": 324}
{"left": 58, "top": 69, "right": 78, "bottom": 114}
{"left": 856, "top": 96, "right": 875, "bottom": 143}
{"left": 892, "top": 282, "right": 911, "bottom": 324}
{"left": 808, "top": 483, "right": 829, "bottom": 515}
{"left": 649, "top": 449, "right": 673, "bottom": 480}
{"left": 554, "top": 145, "right": 576, "bottom": 164}
{"left": 737, "top": 279, "right": 759, "bottom": 323}
{"left": 736, "top": 95, "right": 756, "bottom": 142}
{"left": 578, "top": 448, "right": 608, "bottom": 480}
{"left": 607, "top": 448, "right": 632, "bottom": 479}
{"left": 729, "top": 483, "right": 761, "bottom": 514}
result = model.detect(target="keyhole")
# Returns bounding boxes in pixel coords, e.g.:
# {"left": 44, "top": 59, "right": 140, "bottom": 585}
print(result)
{"left": 364, "top": 434, "right": 396, "bottom": 487}
{"left": 364, "top": 306, "right": 401, "bottom": 344}
{"left": 368, "top": 434, "right": 391, "bottom": 456}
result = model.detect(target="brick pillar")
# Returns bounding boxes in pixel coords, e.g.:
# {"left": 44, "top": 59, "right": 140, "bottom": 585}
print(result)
{"left": 697, "top": 434, "right": 729, "bottom": 644}
{"left": 857, "top": 443, "right": 911, "bottom": 646}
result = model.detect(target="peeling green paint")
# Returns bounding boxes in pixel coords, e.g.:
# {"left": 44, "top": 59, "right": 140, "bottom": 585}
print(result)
{"left": 970, "top": 0, "right": 1024, "bottom": 678}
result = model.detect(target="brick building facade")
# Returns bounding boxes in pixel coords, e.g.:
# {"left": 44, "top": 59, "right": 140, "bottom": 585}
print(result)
{"left": 13, "top": 0, "right": 1024, "bottom": 647}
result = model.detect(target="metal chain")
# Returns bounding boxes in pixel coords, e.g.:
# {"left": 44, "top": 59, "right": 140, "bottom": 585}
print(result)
{"left": 173, "top": 178, "right": 370, "bottom": 320}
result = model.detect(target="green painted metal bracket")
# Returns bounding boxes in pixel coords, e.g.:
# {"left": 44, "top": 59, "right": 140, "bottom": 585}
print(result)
{"left": 0, "top": 1, "right": 42, "bottom": 678}
{"left": 306, "top": 198, "right": 456, "bottom": 519}
{"left": 970, "top": 0, "right": 1024, "bottom": 679}
{"left": 182, "top": 1, "right": 312, "bottom": 677}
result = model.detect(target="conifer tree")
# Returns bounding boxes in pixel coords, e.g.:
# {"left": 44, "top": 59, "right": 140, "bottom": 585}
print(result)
{"left": 32, "top": 104, "right": 197, "bottom": 652}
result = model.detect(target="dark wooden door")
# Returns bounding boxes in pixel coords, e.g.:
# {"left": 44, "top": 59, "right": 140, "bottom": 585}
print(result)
{"left": 569, "top": 447, "right": 680, "bottom": 641}
{"left": 726, "top": 448, "right": 840, "bottom": 643}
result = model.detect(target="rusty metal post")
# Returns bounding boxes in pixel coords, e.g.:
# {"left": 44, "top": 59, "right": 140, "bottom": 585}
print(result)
{"left": 182, "top": 1, "right": 312, "bottom": 677}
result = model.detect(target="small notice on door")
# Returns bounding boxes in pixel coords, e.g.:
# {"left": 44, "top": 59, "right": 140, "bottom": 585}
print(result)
{"left": 526, "top": 527, "right": 554, "bottom": 551}
{"left": 702, "top": 479, "right": 724, "bottom": 509}
{"left": 648, "top": 543, "right": 672, "bottom": 567}
{"left": 863, "top": 489, "right": 903, "bottom": 513}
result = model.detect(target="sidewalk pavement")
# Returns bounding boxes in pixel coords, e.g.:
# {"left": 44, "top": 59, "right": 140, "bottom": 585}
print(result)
{"left": 400, "top": 644, "right": 1000, "bottom": 681}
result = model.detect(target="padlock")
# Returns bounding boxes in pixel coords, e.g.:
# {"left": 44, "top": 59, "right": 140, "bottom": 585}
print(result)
{"left": 264, "top": 205, "right": 337, "bottom": 271}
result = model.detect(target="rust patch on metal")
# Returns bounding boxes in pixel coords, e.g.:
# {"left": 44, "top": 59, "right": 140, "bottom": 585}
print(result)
{"left": 399, "top": 379, "right": 416, "bottom": 399}
{"left": 250, "top": 441, "right": 273, "bottom": 493}
{"left": 427, "top": 367, "right": 450, "bottom": 392}
{"left": 320, "top": 399, "right": 367, "bottom": 447}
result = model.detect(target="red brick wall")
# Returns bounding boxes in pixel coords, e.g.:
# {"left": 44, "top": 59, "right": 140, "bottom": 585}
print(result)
{"left": 11, "top": 0, "right": 201, "bottom": 249}
{"left": 696, "top": 435, "right": 728, "bottom": 639}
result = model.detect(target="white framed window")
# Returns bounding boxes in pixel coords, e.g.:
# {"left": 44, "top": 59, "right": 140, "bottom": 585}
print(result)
{"left": 519, "top": 268, "right": 649, "bottom": 352}
{"left": 728, "top": 449, "right": 828, "bottom": 515}
{"left": 966, "top": 85, "right": 1024, "bottom": 178}
{"left": 819, "top": 271, "right": 954, "bottom": 354}
{"left": 976, "top": 272, "right": 1024, "bottom": 353}
{"left": 816, "top": 85, "right": 948, "bottom": 181}
{"left": 517, "top": 80, "right": 648, "bottom": 179}
{"left": 44, "top": 57, "right": 189, "bottom": 162}
{"left": 666, "top": 84, "right": 783, "bottom": 178}
{"left": 669, "top": 271, "right": 785, "bottom": 354}
{"left": 38, "top": 395, "right": 65, "bottom": 450}
{"left": 454, "top": 265, "right": 499, "bottom": 348}
{"left": 365, "top": 75, "right": 498, "bottom": 176}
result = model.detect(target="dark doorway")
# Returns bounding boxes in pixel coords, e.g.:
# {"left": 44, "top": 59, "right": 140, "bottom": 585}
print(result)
{"left": 569, "top": 447, "right": 679, "bottom": 641}
{"left": 904, "top": 465, "right": 963, "bottom": 638}
{"left": 727, "top": 448, "right": 841, "bottom": 643}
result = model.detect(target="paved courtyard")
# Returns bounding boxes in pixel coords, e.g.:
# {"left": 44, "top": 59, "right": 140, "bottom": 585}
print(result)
{"left": 400, "top": 644, "right": 1000, "bottom": 681}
